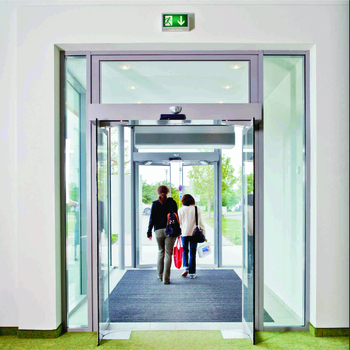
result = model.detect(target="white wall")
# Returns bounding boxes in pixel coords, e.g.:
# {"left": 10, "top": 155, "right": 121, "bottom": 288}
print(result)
{"left": 0, "top": 2, "right": 18, "bottom": 328}
{"left": 0, "top": 1, "right": 348, "bottom": 330}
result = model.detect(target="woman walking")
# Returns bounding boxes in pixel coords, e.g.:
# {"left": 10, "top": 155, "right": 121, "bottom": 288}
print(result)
{"left": 178, "top": 194, "right": 206, "bottom": 279}
{"left": 147, "top": 185, "right": 178, "bottom": 285}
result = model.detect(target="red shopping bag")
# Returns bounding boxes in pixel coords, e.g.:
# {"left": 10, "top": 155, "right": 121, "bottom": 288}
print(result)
{"left": 173, "top": 236, "right": 183, "bottom": 269}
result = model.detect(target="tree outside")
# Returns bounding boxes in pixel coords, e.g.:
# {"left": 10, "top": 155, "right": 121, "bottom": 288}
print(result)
{"left": 110, "top": 127, "right": 130, "bottom": 176}
{"left": 187, "top": 156, "right": 241, "bottom": 218}
{"left": 142, "top": 181, "right": 180, "bottom": 207}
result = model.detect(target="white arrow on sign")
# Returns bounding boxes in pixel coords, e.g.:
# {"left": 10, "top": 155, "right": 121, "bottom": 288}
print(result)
{"left": 178, "top": 16, "right": 185, "bottom": 26}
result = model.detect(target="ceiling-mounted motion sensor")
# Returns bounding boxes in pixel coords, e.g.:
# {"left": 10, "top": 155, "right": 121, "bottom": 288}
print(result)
{"left": 160, "top": 106, "right": 186, "bottom": 120}
{"left": 169, "top": 106, "right": 182, "bottom": 114}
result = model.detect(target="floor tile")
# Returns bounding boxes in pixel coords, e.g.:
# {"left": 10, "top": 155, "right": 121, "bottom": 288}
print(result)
{"left": 103, "top": 330, "right": 131, "bottom": 339}
{"left": 175, "top": 323, "right": 202, "bottom": 330}
{"left": 149, "top": 323, "right": 176, "bottom": 330}
{"left": 221, "top": 330, "right": 250, "bottom": 339}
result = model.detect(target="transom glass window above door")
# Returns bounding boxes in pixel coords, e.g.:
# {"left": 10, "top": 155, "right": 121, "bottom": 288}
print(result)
{"left": 100, "top": 61, "right": 249, "bottom": 104}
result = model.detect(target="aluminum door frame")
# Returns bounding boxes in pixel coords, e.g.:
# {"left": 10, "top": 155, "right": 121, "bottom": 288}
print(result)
{"left": 134, "top": 151, "right": 221, "bottom": 268}
{"left": 90, "top": 52, "right": 259, "bottom": 105}
{"left": 61, "top": 50, "right": 311, "bottom": 335}
{"left": 87, "top": 51, "right": 263, "bottom": 333}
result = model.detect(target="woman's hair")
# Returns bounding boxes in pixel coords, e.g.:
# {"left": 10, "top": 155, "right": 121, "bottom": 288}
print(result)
{"left": 157, "top": 185, "right": 170, "bottom": 205}
{"left": 181, "top": 194, "right": 195, "bottom": 206}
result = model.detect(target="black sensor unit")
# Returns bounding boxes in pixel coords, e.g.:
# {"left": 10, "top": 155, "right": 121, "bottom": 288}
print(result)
{"left": 160, "top": 114, "right": 186, "bottom": 120}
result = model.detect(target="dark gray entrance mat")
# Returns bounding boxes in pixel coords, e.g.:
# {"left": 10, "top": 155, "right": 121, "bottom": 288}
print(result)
{"left": 109, "top": 269, "right": 274, "bottom": 323}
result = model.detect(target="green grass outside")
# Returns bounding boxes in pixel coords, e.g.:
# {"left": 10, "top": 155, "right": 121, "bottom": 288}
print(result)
{"left": 203, "top": 216, "right": 242, "bottom": 245}
{"left": 111, "top": 234, "right": 118, "bottom": 244}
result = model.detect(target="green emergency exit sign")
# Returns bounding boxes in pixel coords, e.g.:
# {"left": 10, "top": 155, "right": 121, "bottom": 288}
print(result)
{"left": 162, "top": 13, "right": 189, "bottom": 32}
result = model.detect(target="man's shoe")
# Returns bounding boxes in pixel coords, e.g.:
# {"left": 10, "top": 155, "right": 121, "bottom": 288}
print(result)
{"left": 190, "top": 274, "right": 196, "bottom": 279}
{"left": 182, "top": 270, "right": 189, "bottom": 277}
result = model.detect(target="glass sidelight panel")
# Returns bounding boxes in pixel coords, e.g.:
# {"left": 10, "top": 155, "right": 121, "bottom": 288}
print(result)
{"left": 263, "top": 56, "right": 306, "bottom": 327}
{"left": 100, "top": 61, "right": 249, "bottom": 104}
{"left": 65, "top": 56, "right": 88, "bottom": 328}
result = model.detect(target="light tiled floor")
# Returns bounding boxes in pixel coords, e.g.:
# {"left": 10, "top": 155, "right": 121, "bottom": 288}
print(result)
{"left": 103, "top": 322, "right": 250, "bottom": 339}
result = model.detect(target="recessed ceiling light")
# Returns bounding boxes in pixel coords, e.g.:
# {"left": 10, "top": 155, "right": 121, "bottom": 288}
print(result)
{"left": 218, "top": 100, "right": 224, "bottom": 103}
{"left": 232, "top": 64, "right": 241, "bottom": 69}
{"left": 130, "top": 86, "right": 137, "bottom": 90}
{"left": 120, "top": 65, "right": 130, "bottom": 70}
{"left": 223, "top": 85, "right": 232, "bottom": 89}
{"left": 137, "top": 101, "right": 142, "bottom": 104}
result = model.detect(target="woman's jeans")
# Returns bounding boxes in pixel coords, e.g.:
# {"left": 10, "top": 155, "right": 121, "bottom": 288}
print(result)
{"left": 181, "top": 236, "right": 198, "bottom": 274}
{"left": 155, "top": 229, "right": 176, "bottom": 284}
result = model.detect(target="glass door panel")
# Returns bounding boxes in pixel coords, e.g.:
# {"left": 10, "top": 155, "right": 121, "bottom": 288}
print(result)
{"left": 97, "top": 124, "right": 111, "bottom": 344}
{"left": 182, "top": 163, "right": 215, "bottom": 266}
{"left": 221, "top": 125, "right": 244, "bottom": 267}
{"left": 242, "top": 120, "right": 255, "bottom": 344}
{"left": 137, "top": 164, "right": 170, "bottom": 266}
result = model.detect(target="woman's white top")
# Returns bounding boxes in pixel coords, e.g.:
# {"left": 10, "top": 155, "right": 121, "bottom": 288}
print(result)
{"left": 178, "top": 205, "right": 206, "bottom": 237}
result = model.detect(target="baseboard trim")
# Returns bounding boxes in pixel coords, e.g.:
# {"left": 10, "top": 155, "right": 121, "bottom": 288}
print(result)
{"left": 0, "top": 327, "right": 18, "bottom": 336}
{"left": 309, "top": 322, "right": 349, "bottom": 337}
{"left": 17, "top": 323, "right": 63, "bottom": 339}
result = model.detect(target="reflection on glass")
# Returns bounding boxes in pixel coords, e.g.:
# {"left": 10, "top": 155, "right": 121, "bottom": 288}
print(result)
{"left": 98, "top": 127, "right": 110, "bottom": 340}
{"left": 110, "top": 127, "right": 132, "bottom": 268}
{"left": 263, "top": 56, "right": 305, "bottom": 327}
{"left": 101, "top": 61, "right": 249, "bottom": 104}
{"left": 242, "top": 124, "right": 254, "bottom": 340}
{"left": 65, "top": 56, "right": 88, "bottom": 328}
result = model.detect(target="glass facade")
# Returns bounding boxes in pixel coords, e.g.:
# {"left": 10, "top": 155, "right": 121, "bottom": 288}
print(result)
{"left": 65, "top": 56, "right": 88, "bottom": 328}
{"left": 62, "top": 54, "right": 307, "bottom": 331}
{"left": 263, "top": 56, "right": 306, "bottom": 327}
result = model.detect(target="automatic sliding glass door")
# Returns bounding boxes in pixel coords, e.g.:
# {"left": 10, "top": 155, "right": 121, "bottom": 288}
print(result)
{"left": 242, "top": 120, "right": 255, "bottom": 343}
{"left": 135, "top": 156, "right": 218, "bottom": 268}
{"left": 97, "top": 124, "right": 111, "bottom": 344}
{"left": 137, "top": 164, "right": 171, "bottom": 266}
{"left": 182, "top": 163, "right": 215, "bottom": 266}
